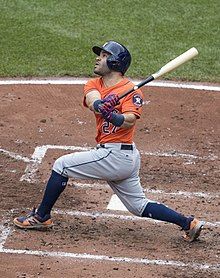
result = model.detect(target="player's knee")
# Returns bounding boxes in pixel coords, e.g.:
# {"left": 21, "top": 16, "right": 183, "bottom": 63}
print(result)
{"left": 121, "top": 199, "right": 148, "bottom": 217}
{"left": 129, "top": 209, "right": 141, "bottom": 217}
{"left": 53, "top": 156, "right": 66, "bottom": 176}
{"left": 126, "top": 206, "right": 144, "bottom": 217}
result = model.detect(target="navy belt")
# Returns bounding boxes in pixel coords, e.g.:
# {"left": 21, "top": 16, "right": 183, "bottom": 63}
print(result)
{"left": 99, "top": 144, "right": 133, "bottom": 150}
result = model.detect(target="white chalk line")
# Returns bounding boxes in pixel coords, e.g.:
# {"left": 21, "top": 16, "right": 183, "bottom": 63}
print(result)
{"left": 1, "top": 145, "right": 219, "bottom": 199}
{"left": 17, "top": 144, "right": 220, "bottom": 199}
{"left": 8, "top": 208, "right": 220, "bottom": 228}
{"left": 0, "top": 222, "right": 219, "bottom": 270}
{"left": 0, "top": 148, "right": 30, "bottom": 163}
{"left": 20, "top": 145, "right": 91, "bottom": 182}
{"left": 0, "top": 224, "right": 11, "bottom": 251}
{"left": 54, "top": 209, "right": 220, "bottom": 228}
{"left": 142, "top": 150, "right": 218, "bottom": 161}
{"left": 1, "top": 248, "right": 220, "bottom": 270}
{"left": 0, "top": 78, "right": 219, "bottom": 92}
{"left": 17, "top": 144, "right": 218, "bottom": 183}
{"left": 19, "top": 145, "right": 90, "bottom": 182}
{"left": 72, "top": 182, "right": 219, "bottom": 199}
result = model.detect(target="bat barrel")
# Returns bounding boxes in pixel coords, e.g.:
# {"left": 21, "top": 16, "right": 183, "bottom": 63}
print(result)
{"left": 152, "top": 47, "right": 198, "bottom": 79}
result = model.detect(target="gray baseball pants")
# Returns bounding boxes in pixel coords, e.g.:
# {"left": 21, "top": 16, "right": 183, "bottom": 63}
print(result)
{"left": 53, "top": 143, "right": 150, "bottom": 216}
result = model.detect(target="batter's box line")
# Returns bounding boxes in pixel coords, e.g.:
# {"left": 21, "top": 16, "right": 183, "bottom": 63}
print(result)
{"left": 0, "top": 148, "right": 31, "bottom": 163}
{"left": 19, "top": 145, "right": 90, "bottom": 183}
{"left": 72, "top": 183, "right": 219, "bottom": 199}
{"left": 1, "top": 145, "right": 219, "bottom": 200}
{"left": 8, "top": 208, "right": 220, "bottom": 228}
{"left": 53, "top": 209, "right": 220, "bottom": 228}
{"left": 0, "top": 222, "right": 219, "bottom": 271}
{"left": 16, "top": 144, "right": 218, "bottom": 183}
{"left": 0, "top": 220, "right": 11, "bottom": 251}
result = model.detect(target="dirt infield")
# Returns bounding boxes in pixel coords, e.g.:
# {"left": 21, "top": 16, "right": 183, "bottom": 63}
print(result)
{"left": 0, "top": 82, "right": 219, "bottom": 277}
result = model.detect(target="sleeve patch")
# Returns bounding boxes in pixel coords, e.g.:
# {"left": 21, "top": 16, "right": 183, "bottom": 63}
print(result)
{"left": 133, "top": 94, "right": 143, "bottom": 107}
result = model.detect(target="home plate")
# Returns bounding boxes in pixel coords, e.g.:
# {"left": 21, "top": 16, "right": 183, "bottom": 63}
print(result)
{"left": 107, "top": 194, "right": 128, "bottom": 211}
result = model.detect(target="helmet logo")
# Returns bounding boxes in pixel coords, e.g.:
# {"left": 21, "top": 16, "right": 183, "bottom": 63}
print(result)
{"left": 103, "top": 42, "right": 109, "bottom": 48}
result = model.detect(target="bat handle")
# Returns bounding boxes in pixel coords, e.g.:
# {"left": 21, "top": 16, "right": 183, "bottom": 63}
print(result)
{"left": 118, "top": 75, "right": 154, "bottom": 100}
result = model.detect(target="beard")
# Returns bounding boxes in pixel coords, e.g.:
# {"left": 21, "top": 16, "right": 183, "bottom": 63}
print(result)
{"left": 94, "top": 64, "right": 111, "bottom": 76}
{"left": 93, "top": 68, "right": 103, "bottom": 76}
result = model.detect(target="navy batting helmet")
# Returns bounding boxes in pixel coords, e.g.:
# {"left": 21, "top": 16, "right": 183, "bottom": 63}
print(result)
{"left": 92, "top": 41, "right": 131, "bottom": 75}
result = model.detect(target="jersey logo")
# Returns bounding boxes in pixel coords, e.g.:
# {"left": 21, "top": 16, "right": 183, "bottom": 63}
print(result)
{"left": 133, "top": 94, "right": 143, "bottom": 107}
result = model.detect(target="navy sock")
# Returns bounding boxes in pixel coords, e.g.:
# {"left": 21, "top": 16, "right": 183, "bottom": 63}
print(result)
{"left": 37, "top": 170, "right": 68, "bottom": 218}
{"left": 142, "top": 202, "right": 191, "bottom": 230}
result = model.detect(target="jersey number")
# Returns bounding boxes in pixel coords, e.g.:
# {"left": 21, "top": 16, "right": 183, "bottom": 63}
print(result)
{"left": 102, "top": 121, "right": 118, "bottom": 134}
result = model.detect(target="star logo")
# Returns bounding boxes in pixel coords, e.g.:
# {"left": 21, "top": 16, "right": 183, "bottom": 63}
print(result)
{"left": 133, "top": 94, "right": 143, "bottom": 107}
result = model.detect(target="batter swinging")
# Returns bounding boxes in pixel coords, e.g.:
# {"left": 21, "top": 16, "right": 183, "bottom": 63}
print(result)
{"left": 13, "top": 41, "right": 204, "bottom": 242}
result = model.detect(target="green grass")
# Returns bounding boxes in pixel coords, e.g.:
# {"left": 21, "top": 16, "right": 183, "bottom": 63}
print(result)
{"left": 0, "top": 0, "right": 219, "bottom": 82}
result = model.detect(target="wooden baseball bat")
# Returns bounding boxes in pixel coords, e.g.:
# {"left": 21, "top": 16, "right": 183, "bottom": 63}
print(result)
{"left": 119, "top": 47, "right": 198, "bottom": 99}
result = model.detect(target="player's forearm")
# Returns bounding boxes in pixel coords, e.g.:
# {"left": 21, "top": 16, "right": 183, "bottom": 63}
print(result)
{"left": 121, "top": 119, "right": 135, "bottom": 129}
{"left": 85, "top": 90, "right": 101, "bottom": 111}
{"left": 121, "top": 113, "right": 137, "bottom": 128}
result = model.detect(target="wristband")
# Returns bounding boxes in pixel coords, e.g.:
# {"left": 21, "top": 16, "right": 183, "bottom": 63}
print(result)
{"left": 93, "top": 99, "right": 103, "bottom": 112}
{"left": 109, "top": 113, "right": 125, "bottom": 127}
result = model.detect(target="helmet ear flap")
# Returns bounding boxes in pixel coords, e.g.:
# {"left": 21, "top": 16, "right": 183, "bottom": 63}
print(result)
{"left": 107, "top": 55, "right": 121, "bottom": 71}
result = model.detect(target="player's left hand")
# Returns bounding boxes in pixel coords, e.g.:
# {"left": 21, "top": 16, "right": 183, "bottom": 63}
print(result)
{"left": 103, "top": 94, "right": 120, "bottom": 106}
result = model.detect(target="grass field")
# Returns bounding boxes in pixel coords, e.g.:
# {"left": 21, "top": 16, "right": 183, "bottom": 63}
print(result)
{"left": 0, "top": 0, "right": 219, "bottom": 82}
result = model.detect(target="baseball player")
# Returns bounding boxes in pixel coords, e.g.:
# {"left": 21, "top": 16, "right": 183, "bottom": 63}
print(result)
{"left": 13, "top": 41, "right": 204, "bottom": 242}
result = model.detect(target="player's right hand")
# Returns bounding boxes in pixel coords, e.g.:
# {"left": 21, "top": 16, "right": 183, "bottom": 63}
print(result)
{"left": 99, "top": 104, "right": 124, "bottom": 127}
{"left": 99, "top": 102, "right": 115, "bottom": 117}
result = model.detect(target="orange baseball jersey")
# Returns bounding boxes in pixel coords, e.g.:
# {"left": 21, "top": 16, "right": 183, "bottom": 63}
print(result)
{"left": 83, "top": 77, "right": 144, "bottom": 144}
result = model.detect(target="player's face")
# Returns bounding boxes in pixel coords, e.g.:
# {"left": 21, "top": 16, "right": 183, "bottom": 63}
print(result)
{"left": 94, "top": 50, "right": 112, "bottom": 76}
